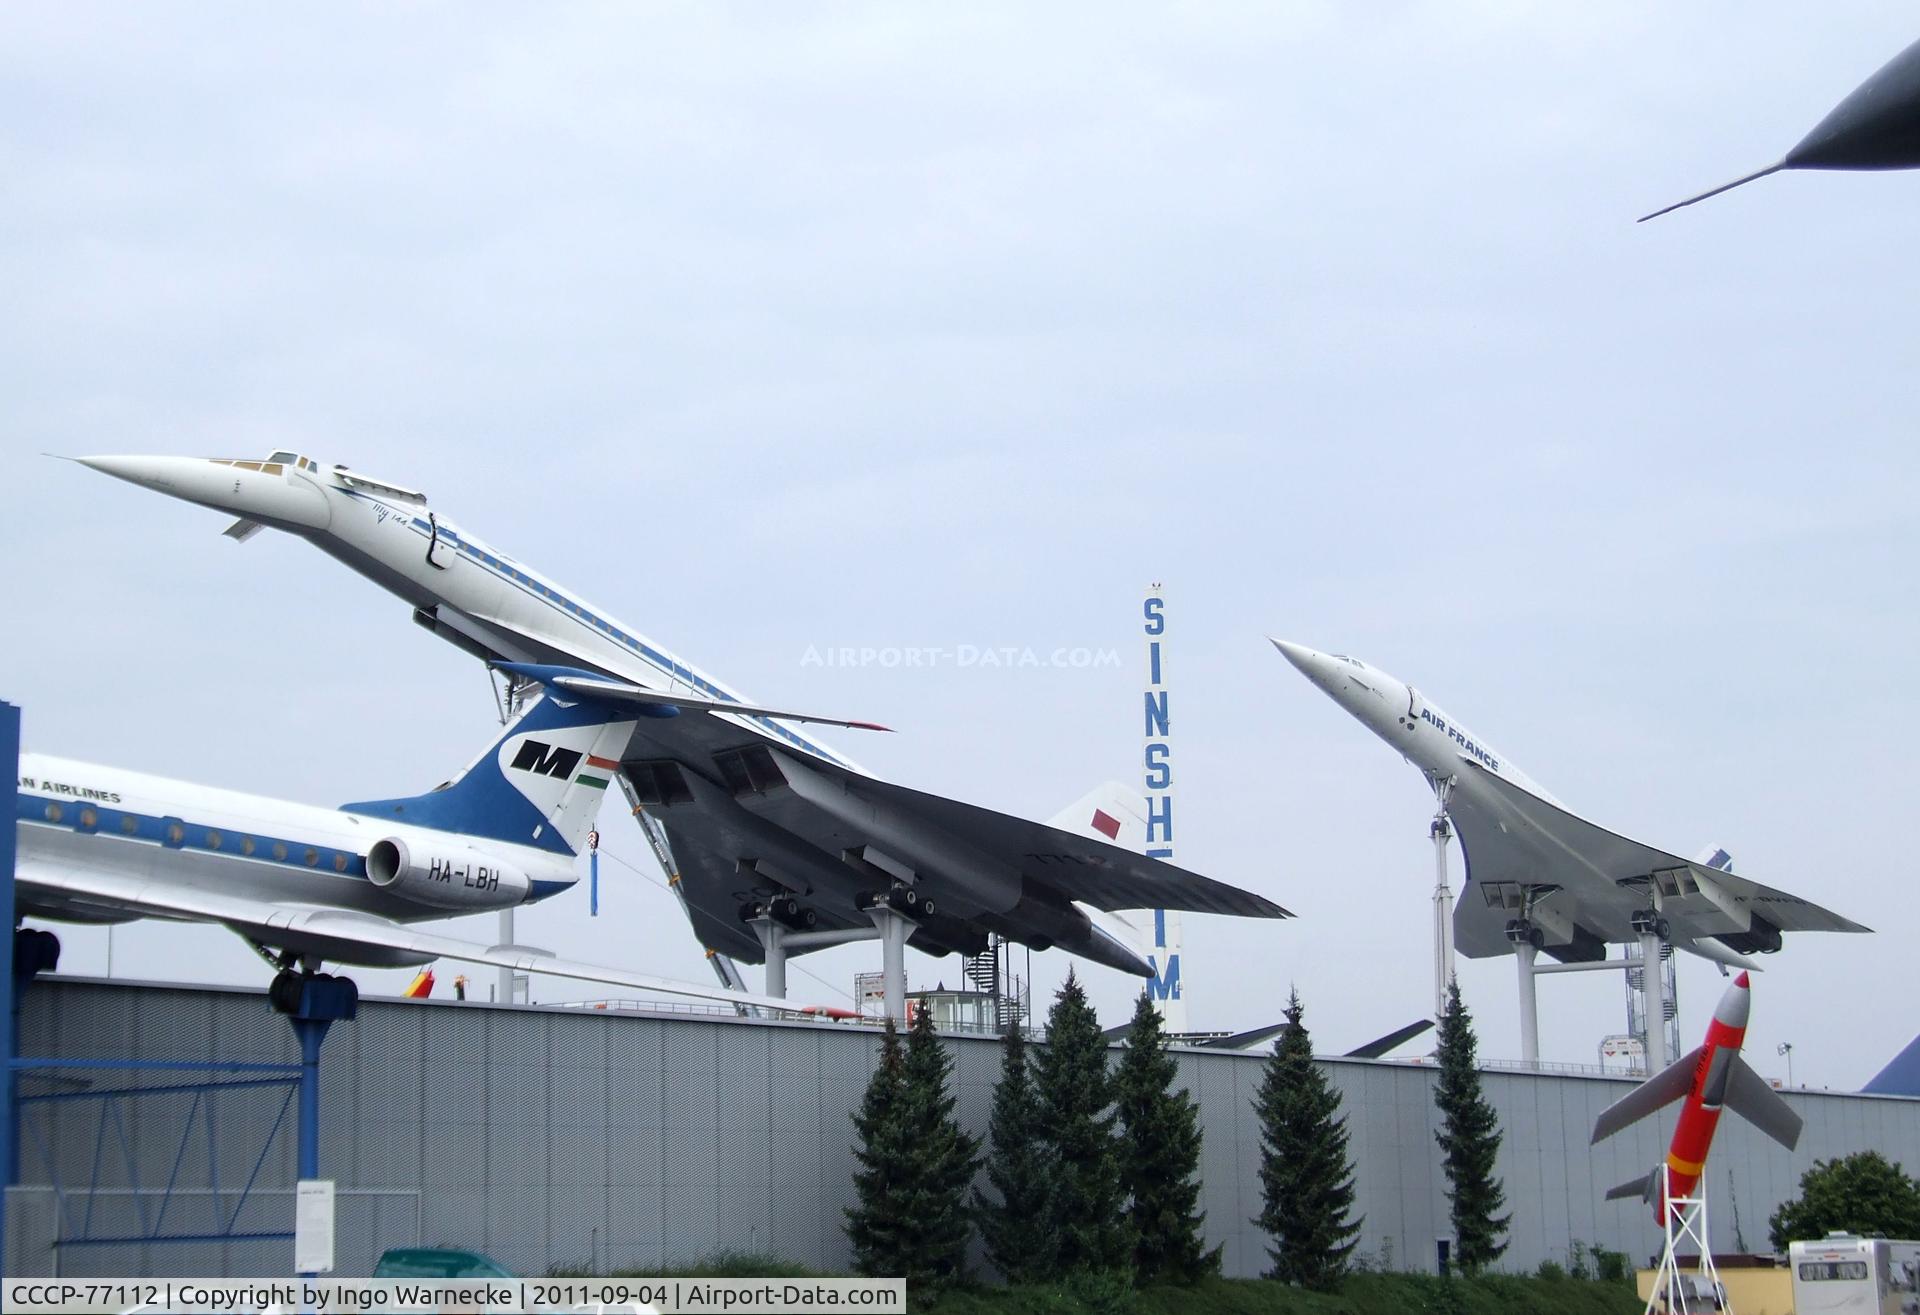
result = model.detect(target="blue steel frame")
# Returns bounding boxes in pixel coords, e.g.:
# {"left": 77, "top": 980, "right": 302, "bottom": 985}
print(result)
{"left": 15, "top": 1058, "right": 304, "bottom": 1255}
{"left": 3, "top": 699, "right": 18, "bottom": 1265}
{"left": 1, "top": 700, "right": 337, "bottom": 1272}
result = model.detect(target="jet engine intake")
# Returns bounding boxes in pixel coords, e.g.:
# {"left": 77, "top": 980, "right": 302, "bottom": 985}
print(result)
{"left": 1714, "top": 914, "right": 1784, "bottom": 956}
{"left": 366, "top": 837, "right": 530, "bottom": 910}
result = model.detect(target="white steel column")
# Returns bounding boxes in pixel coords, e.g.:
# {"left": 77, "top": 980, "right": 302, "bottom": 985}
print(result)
{"left": 496, "top": 908, "right": 515, "bottom": 1004}
{"left": 1430, "top": 777, "right": 1456, "bottom": 1018}
{"left": 1637, "top": 921, "right": 1670, "bottom": 1070}
{"left": 751, "top": 918, "right": 788, "bottom": 999}
{"left": 1515, "top": 941, "right": 1540, "bottom": 1067}
{"left": 868, "top": 906, "right": 910, "bottom": 1023}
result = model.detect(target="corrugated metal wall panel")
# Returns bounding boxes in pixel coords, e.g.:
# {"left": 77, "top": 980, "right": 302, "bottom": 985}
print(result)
{"left": 11, "top": 979, "right": 1920, "bottom": 1281}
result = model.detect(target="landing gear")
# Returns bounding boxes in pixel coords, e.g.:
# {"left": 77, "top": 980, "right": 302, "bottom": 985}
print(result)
{"left": 886, "top": 884, "right": 934, "bottom": 920}
{"left": 13, "top": 927, "right": 60, "bottom": 985}
{"left": 267, "top": 968, "right": 359, "bottom": 1020}
{"left": 1629, "top": 909, "right": 1671, "bottom": 942}
{"left": 1504, "top": 919, "right": 1546, "bottom": 950}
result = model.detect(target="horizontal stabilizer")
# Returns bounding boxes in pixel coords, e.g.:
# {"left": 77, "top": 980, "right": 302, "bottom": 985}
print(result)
{"left": 493, "top": 662, "right": 892, "bottom": 732}
{"left": 1592, "top": 1044, "right": 1705, "bottom": 1144}
{"left": 1605, "top": 1170, "right": 1659, "bottom": 1203}
{"left": 1346, "top": 1018, "right": 1435, "bottom": 1060}
{"left": 1724, "top": 1055, "right": 1804, "bottom": 1151}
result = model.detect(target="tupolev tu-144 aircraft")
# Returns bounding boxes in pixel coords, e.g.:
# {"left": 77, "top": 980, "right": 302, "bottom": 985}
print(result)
{"left": 1271, "top": 640, "right": 1868, "bottom": 971}
{"left": 70, "top": 452, "right": 1289, "bottom": 989}
{"left": 15, "top": 668, "right": 815, "bottom": 1014}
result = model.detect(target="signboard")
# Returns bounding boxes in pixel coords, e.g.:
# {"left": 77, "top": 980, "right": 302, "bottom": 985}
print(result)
{"left": 295, "top": 1178, "right": 336, "bottom": 1274}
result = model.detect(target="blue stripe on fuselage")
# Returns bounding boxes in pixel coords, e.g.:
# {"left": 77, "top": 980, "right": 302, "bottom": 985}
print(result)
{"left": 13, "top": 793, "right": 570, "bottom": 906}
{"left": 348, "top": 491, "right": 850, "bottom": 768}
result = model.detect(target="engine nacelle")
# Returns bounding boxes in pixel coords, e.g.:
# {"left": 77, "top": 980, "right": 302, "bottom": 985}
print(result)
{"left": 366, "top": 837, "right": 529, "bottom": 911}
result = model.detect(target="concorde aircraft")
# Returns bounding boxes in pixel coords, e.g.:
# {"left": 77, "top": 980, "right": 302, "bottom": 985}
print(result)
{"left": 14, "top": 669, "right": 816, "bottom": 1014}
{"left": 1271, "top": 640, "right": 1868, "bottom": 969}
{"left": 71, "top": 453, "right": 1289, "bottom": 987}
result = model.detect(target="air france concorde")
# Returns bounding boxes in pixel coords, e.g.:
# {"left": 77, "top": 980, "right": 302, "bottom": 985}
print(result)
{"left": 1270, "top": 640, "right": 1866, "bottom": 970}
{"left": 69, "top": 453, "right": 1290, "bottom": 984}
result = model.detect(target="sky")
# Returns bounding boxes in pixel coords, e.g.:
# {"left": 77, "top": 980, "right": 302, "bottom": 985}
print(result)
{"left": 3, "top": 3, "right": 1917, "bottom": 1088}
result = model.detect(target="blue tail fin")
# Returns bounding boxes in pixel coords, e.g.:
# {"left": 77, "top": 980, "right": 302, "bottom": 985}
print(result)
{"left": 341, "top": 695, "right": 634, "bottom": 854}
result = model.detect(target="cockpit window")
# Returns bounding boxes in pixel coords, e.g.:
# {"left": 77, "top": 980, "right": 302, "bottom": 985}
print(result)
{"left": 267, "top": 450, "right": 298, "bottom": 463}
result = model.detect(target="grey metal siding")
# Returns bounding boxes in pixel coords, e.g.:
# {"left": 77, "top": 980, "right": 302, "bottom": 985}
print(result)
{"left": 8, "top": 978, "right": 1917, "bottom": 1279}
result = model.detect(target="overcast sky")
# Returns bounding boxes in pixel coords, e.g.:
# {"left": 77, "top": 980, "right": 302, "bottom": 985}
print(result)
{"left": 4, "top": 3, "right": 1917, "bottom": 1088}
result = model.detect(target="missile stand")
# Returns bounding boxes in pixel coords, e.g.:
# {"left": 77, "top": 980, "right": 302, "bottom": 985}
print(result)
{"left": 1644, "top": 1166, "right": 1725, "bottom": 1315}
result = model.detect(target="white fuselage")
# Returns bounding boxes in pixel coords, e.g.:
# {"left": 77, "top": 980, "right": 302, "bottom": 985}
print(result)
{"left": 15, "top": 751, "right": 574, "bottom": 956}
{"left": 1273, "top": 642, "right": 1563, "bottom": 807}
{"left": 81, "top": 454, "right": 863, "bottom": 773}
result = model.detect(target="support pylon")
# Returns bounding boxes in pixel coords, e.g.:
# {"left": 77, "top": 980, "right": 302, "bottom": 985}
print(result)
{"left": 1644, "top": 1166, "right": 1725, "bottom": 1314}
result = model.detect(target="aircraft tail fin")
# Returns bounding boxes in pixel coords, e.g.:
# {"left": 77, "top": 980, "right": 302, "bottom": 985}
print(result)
{"left": 1592, "top": 1045, "right": 1706, "bottom": 1144}
{"left": 1604, "top": 1169, "right": 1661, "bottom": 1203}
{"left": 1693, "top": 845, "right": 1736, "bottom": 873}
{"left": 1725, "top": 1055, "right": 1804, "bottom": 1150}
{"left": 341, "top": 694, "right": 635, "bottom": 856}
{"left": 1048, "top": 782, "right": 1148, "bottom": 854}
{"left": 1865, "top": 1034, "right": 1920, "bottom": 1096}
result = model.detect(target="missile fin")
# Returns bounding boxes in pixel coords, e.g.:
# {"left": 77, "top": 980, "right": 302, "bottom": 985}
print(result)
{"left": 1724, "top": 1056, "right": 1805, "bottom": 1151}
{"left": 1604, "top": 1169, "right": 1660, "bottom": 1202}
{"left": 1591, "top": 1045, "right": 1705, "bottom": 1144}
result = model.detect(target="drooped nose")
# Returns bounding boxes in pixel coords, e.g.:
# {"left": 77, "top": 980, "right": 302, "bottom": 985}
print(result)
{"left": 75, "top": 454, "right": 330, "bottom": 530}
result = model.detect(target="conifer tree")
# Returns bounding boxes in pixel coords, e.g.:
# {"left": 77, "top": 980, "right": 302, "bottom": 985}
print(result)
{"left": 1433, "top": 978, "right": 1509, "bottom": 1274}
{"left": 973, "top": 1021, "right": 1056, "bottom": 1282}
{"left": 1033, "top": 970, "right": 1134, "bottom": 1275}
{"left": 1114, "top": 991, "right": 1218, "bottom": 1283}
{"left": 895, "top": 1001, "right": 982, "bottom": 1285}
{"left": 1252, "top": 987, "right": 1361, "bottom": 1290}
{"left": 844, "top": 1020, "right": 909, "bottom": 1276}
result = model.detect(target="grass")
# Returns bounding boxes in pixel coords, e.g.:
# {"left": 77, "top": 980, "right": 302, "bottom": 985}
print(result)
{"left": 916, "top": 1272, "right": 1643, "bottom": 1315}
{"left": 566, "top": 1253, "right": 1644, "bottom": 1314}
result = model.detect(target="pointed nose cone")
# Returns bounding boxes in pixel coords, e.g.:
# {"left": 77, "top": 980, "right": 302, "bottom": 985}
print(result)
{"left": 1270, "top": 638, "right": 1347, "bottom": 702}
{"left": 76, "top": 454, "right": 213, "bottom": 498}
{"left": 73, "top": 453, "right": 330, "bottom": 530}
{"left": 1786, "top": 35, "right": 1920, "bottom": 171}
{"left": 1713, "top": 972, "right": 1753, "bottom": 1030}
{"left": 1269, "top": 638, "right": 1319, "bottom": 673}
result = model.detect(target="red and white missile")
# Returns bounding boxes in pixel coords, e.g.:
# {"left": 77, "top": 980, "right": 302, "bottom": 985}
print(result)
{"left": 1591, "top": 972, "right": 1803, "bottom": 1222}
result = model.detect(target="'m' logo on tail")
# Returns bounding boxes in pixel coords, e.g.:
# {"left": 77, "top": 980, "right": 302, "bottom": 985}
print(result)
{"left": 511, "top": 740, "right": 583, "bottom": 780}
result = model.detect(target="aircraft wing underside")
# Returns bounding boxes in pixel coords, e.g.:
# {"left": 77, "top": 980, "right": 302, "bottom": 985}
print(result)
{"left": 1447, "top": 759, "right": 1869, "bottom": 960}
{"left": 618, "top": 715, "right": 1290, "bottom": 967}
{"left": 15, "top": 856, "right": 812, "bottom": 1015}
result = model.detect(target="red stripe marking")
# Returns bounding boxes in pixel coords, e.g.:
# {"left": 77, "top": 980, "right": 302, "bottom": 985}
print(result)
{"left": 586, "top": 754, "right": 620, "bottom": 770}
{"left": 1091, "top": 809, "right": 1121, "bottom": 840}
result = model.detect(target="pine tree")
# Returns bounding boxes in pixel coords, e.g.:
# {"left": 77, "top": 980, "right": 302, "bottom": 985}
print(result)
{"left": 1114, "top": 991, "right": 1218, "bottom": 1283}
{"left": 1432, "top": 978, "right": 1509, "bottom": 1274}
{"left": 973, "top": 1022, "right": 1056, "bottom": 1282}
{"left": 1033, "top": 969, "right": 1134, "bottom": 1275}
{"left": 895, "top": 1001, "right": 982, "bottom": 1285}
{"left": 844, "top": 1020, "right": 910, "bottom": 1276}
{"left": 1252, "top": 987, "right": 1361, "bottom": 1290}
